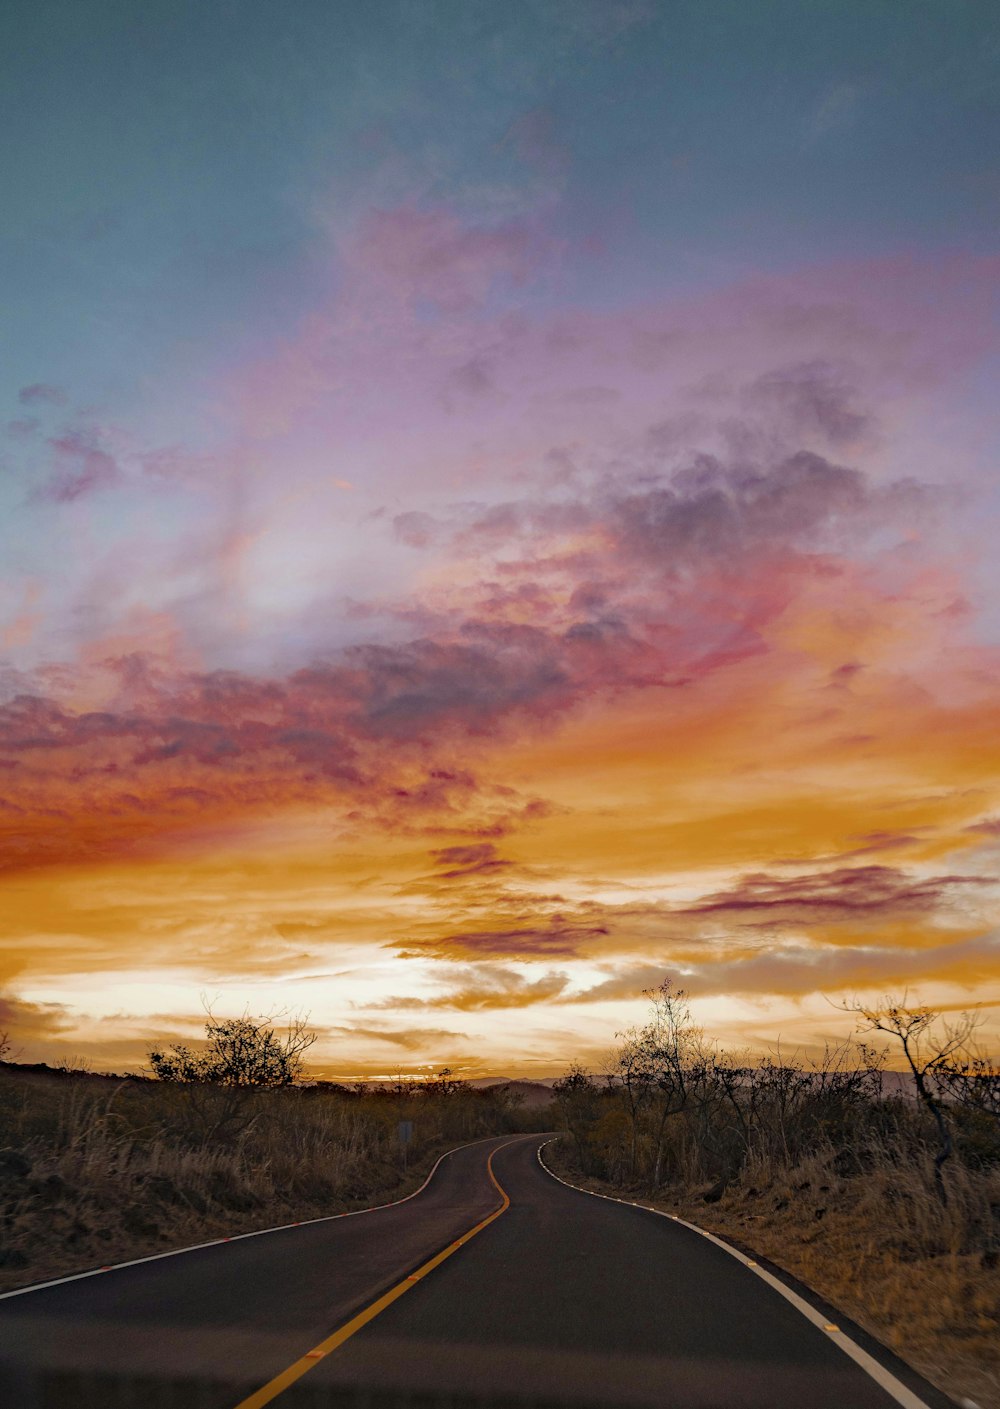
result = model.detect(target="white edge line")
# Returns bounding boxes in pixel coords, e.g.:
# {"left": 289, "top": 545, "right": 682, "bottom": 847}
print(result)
{"left": 535, "top": 1138, "right": 934, "bottom": 1409}
{"left": 0, "top": 1133, "right": 511, "bottom": 1303}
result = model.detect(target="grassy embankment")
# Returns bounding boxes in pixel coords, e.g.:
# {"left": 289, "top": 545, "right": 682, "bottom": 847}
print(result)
{"left": 4, "top": 1053, "right": 997, "bottom": 1407}
{"left": 549, "top": 1074, "right": 1000, "bottom": 1409}
{"left": 0, "top": 1065, "right": 550, "bottom": 1295}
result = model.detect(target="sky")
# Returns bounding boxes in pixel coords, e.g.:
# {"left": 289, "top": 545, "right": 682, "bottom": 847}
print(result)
{"left": 2, "top": 0, "right": 1000, "bottom": 1079}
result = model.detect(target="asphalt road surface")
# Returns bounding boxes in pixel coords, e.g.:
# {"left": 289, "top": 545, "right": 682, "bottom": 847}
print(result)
{"left": 0, "top": 1133, "right": 951, "bottom": 1409}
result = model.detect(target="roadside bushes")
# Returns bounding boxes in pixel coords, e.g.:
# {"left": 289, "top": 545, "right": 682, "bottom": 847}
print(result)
{"left": 549, "top": 985, "right": 1000, "bottom": 1405}
{"left": 0, "top": 1065, "right": 549, "bottom": 1291}
{"left": 552, "top": 983, "right": 1000, "bottom": 1206}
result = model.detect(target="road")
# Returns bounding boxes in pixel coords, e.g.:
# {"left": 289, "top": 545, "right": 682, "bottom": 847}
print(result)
{"left": 0, "top": 1133, "right": 950, "bottom": 1409}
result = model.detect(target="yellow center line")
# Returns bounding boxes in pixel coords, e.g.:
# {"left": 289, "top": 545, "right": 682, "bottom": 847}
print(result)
{"left": 231, "top": 1138, "right": 518, "bottom": 1409}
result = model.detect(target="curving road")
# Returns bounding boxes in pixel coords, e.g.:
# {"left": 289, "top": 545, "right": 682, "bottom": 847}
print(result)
{"left": 0, "top": 1133, "right": 950, "bottom": 1408}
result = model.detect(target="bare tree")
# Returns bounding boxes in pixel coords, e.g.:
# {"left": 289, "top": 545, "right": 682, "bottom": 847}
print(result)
{"left": 842, "top": 994, "right": 976, "bottom": 1201}
{"left": 645, "top": 981, "right": 714, "bottom": 1188}
{"left": 417, "top": 1067, "right": 466, "bottom": 1098}
{"left": 149, "top": 1009, "right": 316, "bottom": 1089}
{"left": 931, "top": 1043, "right": 1000, "bottom": 1125}
{"left": 611, "top": 981, "right": 714, "bottom": 1189}
{"left": 612, "top": 1027, "right": 655, "bottom": 1179}
{"left": 148, "top": 1009, "right": 317, "bottom": 1143}
{"left": 552, "top": 1064, "right": 602, "bottom": 1170}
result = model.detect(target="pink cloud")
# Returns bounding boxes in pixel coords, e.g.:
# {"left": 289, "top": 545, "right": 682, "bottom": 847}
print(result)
{"left": 7, "top": 206, "right": 999, "bottom": 878}
{"left": 347, "top": 206, "right": 550, "bottom": 312}
{"left": 37, "top": 430, "right": 120, "bottom": 502}
{"left": 1, "top": 583, "right": 42, "bottom": 651}
{"left": 7, "top": 418, "right": 40, "bottom": 438}
{"left": 217, "top": 224, "right": 1000, "bottom": 518}
{"left": 18, "top": 383, "right": 67, "bottom": 407}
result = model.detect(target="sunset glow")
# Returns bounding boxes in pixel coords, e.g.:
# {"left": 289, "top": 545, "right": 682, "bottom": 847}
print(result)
{"left": 2, "top": 3, "right": 999, "bottom": 1076}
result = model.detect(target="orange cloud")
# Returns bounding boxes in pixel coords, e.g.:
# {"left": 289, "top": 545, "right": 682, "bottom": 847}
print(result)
{"left": 5, "top": 348, "right": 1000, "bottom": 1071}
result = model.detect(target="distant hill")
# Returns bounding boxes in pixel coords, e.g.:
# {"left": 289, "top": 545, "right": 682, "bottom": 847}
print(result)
{"left": 475, "top": 1078, "right": 556, "bottom": 1108}
{"left": 0, "top": 1060, "right": 144, "bottom": 1084}
{"left": 0, "top": 1062, "right": 918, "bottom": 1103}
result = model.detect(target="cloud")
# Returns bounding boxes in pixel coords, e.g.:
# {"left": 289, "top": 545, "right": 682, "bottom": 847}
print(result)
{"left": 2, "top": 180, "right": 999, "bottom": 1076}
{"left": 7, "top": 418, "right": 40, "bottom": 438}
{"left": 347, "top": 206, "right": 549, "bottom": 312}
{"left": 681, "top": 865, "right": 986, "bottom": 924}
{"left": 0, "top": 631, "right": 571, "bottom": 870}
{"left": 570, "top": 931, "right": 1000, "bottom": 1003}
{"left": 397, "top": 918, "right": 609, "bottom": 962}
{"left": 0, "top": 993, "right": 72, "bottom": 1043}
{"left": 0, "top": 522, "right": 985, "bottom": 887}
{"left": 449, "top": 355, "right": 496, "bottom": 400}
{"left": 2, "top": 583, "right": 42, "bottom": 651}
{"left": 393, "top": 511, "right": 441, "bottom": 549}
{"left": 3, "top": 224, "right": 997, "bottom": 1028}
{"left": 36, "top": 430, "right": 121, "bottom": 503}
{"left": 743, "top": 361, "right": 871, "bottom": 448}
{"left": 368, "top": 965, "right": 570, "bottom": 1011}
{"left": 428, "top": 842, "right": 513, "bottom": 879}
{"left": 608, "top": 451, "right": 907, "bottom": 566}
{"left": 417, "top": 447, "right": 936, "bottom": 656}
{"left": 346, "top": 628, "right": 574, "bottom": 738}
{"left": 18, "top": 384, "right": 67, "bottom": 407}
{"left": 380, "top": 852, "right": 994, "bottom": 972}
{"left": 333, "top": 1024, "right": 468, "bottom": 1052}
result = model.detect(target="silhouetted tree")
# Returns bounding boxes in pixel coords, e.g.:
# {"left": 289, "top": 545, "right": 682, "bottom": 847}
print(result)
{"left": 933, "top": 1050, "right": 1000, "bottom": 1125}
{"left": 148, "top": 1009, "right": 317, "bottom": 1143}
{"left": 417, "top": 1067, "right": 466, "bottom": 1098}
{"left": 552, "top": 1064, "right": 602, "bottom": 1169}
{"left": 149, "top": 1011, "right": 316, "bottom": 1089}
{"left": 613, "top": 981, "right": 714, "bottom": 1188}
{"left": 843, "top": 994, "right": 975, "bottom": 1201}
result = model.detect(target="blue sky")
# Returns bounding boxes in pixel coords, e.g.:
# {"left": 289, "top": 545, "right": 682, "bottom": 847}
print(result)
{"left": 4, "top": 1, "right": 999, "bottom": 422}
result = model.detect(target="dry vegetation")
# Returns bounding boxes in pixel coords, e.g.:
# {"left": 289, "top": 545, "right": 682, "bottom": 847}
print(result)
{"left": 0, "top": 1063, "right": 546, "bottom": 1295}
{"left": 5, "top": 993, "right": 998, "bottom": 1407}
{"left": 551, "top": 985, "right": 1000, "bottom": 1409}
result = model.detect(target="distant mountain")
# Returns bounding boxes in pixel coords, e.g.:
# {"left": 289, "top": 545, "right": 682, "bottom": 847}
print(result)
{"left": 467, "top": 1076, "right": 555, "bottom": 1089}
{"left": 473, "top": 1078, "right": 556, "bottom": 1108}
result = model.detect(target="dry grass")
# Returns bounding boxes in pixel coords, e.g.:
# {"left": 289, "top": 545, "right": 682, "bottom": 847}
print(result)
{"left": 547, "top": 1137, "right": 1000, "bottom": 1409}
{"left": 0, "top": 1068, "right": 540, "bottom": 1294}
